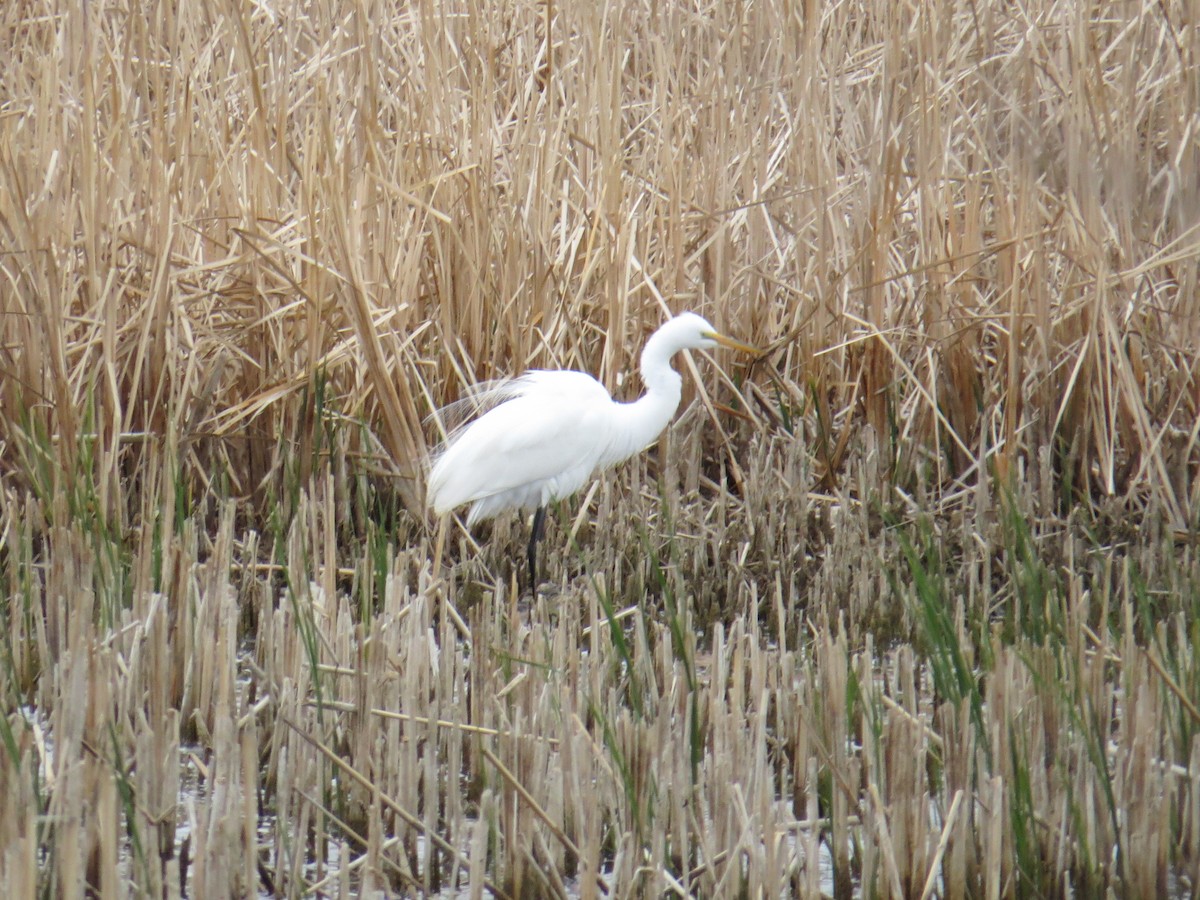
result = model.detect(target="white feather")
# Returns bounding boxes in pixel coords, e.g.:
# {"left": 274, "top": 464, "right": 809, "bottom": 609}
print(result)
{"left": 425, "top": 312, "right": 747, "bottom": 526}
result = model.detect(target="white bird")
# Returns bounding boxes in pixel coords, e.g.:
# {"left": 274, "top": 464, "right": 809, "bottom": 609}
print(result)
{"left": 427, "top": 312, "right": 757, "bottom": 587}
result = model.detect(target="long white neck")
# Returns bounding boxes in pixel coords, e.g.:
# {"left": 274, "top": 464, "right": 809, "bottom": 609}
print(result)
{"left": 604, "top": 325, "right": 686, "bottom": 464}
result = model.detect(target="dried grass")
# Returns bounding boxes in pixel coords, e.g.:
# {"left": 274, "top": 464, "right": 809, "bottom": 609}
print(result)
{"left": 2, "top": 0, "right": 1199, "bottom": 895}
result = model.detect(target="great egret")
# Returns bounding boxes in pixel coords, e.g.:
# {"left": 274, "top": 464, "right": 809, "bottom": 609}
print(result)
{"left": 427, "top": 312, "right": 757, "bottom": 587}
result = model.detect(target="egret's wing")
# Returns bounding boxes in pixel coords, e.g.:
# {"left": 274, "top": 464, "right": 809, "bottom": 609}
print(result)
{"left": 427, "top": 371, "right": 616, "bottom": 514}
{"left": 425, "top": 377, "right": 522, "bottom": 442}
{"left": 428, "top": 371, "right": 606, "bottom": 446}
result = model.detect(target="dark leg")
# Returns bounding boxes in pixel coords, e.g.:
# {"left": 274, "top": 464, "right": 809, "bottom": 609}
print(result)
{"left": 526, "top": 506, "right": 546, "bottom": 592}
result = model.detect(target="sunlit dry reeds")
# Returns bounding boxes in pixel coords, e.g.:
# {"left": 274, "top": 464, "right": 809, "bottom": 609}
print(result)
{"left": 1, "top": 0, "right": 1198, "bottom": 895}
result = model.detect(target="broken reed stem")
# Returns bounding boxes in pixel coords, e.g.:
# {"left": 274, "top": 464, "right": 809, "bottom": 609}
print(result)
{"left": 1146, "top": 649, "right": 1200, "bottom": 727}
{"left": 278, "top": 714, "right": 513, "bottom": 900}
{"left": 480, "top": 746, "right": 609, "bottom": 894}
{"left": 919, "top": 789, "right": 964, "bottom": 900}
{"left": 296, "top": 789, "right": 415, "bottom": 892}
{"left": 305, "top": 698, "right": 559, "bottom": 746}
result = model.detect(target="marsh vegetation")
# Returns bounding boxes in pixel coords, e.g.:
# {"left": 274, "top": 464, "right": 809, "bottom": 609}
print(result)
{"left": 2, "top": 0, "right": 1199, "bottom": 896}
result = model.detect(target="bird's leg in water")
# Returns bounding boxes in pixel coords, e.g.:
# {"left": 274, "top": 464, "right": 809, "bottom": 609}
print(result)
{"left": 527, "top": 506, "right": 547, "bottom": 591}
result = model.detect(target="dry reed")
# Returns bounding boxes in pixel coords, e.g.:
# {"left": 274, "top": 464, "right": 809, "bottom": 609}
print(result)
{"left": 1, "top": 0, "right": 1199, "bottom": 896}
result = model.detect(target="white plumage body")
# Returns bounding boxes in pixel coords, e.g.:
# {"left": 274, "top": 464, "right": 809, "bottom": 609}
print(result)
{"left": 425, "top": 312, "right": 753, "bottom": 528}
{"left": 428, "top": 370, "right": 671, "bottom": 524}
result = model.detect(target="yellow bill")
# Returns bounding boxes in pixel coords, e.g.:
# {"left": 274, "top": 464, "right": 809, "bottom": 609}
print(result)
{"left": 704, "top": 330, "right": 760, "bottom": 357}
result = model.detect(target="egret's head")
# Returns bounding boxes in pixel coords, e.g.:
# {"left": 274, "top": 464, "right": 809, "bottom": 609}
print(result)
{"left": 673, "top": 311, "right": 759, "bottom": 355}
{"left": 640, "top": 313, "right": 760, "bottom": 378}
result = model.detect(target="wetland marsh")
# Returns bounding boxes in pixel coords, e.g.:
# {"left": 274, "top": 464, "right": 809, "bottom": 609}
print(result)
{"left": 1, "top": 0, "right": 1199, "bottom": 896}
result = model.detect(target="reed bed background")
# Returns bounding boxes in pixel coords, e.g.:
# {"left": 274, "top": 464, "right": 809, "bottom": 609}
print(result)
{"left": 2, "top": 0, "right": 1199, "bottom": 895}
